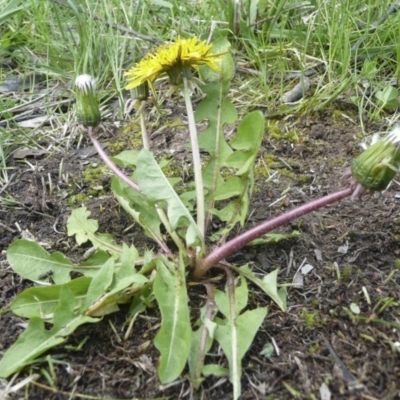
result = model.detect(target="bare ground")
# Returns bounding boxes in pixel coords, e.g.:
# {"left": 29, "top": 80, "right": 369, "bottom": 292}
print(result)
{"left": 1, "top": 105, "right": 400, "bottom": 400}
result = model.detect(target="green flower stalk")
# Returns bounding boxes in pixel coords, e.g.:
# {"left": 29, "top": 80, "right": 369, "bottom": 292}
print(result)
{"left": 131, "top": 81, "right": 150, "bottom": 150}
{"left": 124, "top": 37, "right": 225, "bottom": 243}
{"left": 75, "top": 74, "right": 101, "bottom": 127}
{"left": 131, "top": 81, "right": 149, "bottom": 101}
{"left": 346, "top": 127, "right": 400, "bottom": 198}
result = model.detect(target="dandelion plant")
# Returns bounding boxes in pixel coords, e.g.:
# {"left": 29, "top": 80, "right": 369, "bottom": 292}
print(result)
{"left": 2, "top": 35, "right": 400, "bottom": 400}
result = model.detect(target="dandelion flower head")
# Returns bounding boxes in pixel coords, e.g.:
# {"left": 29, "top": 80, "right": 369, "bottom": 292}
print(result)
{"left": 124, "top": 36, "right": 223, "bottom": 92}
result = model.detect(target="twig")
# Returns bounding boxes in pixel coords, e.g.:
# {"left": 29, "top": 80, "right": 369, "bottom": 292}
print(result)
{"left": 365, "top": 1, "right": 400, "bottom": 34}
{"left": 30, "top": 380, "right": 100, "bottom": 399}
{"left": 0, "top": 173, "right": 15, "bottom": 194}
{"left": 282, "top": 76, "right": 310, "bottom": 103}
{"left": 50, "top": 0, "right": 164, "bottom": 45}
{"left": 325, "top": 340, "right": 366, "bottom": 391}
{"left": 352, "top": 1, "right": 400, "bottom": 50}
{"left": 0, "top": 222, "right": 17, "bottom": 233}
{"left": 236, "top": 65, "right": 325, "bottom": 81}
{"left": 0, "top": 99, "right": 73, "bottom": 127}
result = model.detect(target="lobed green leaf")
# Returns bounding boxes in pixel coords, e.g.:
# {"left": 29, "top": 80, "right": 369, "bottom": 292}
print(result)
{"left": 224, "top": 110, "right": 265, "bottom": 175}
{"left": 0, "top": 285, "right": 98, "bottom": 378}
{"left": 9, "top": 276, "right": 92, "bottom": 319}
{"left": 236, "top": 265, "right": 287, "bottom": 311}
{"left": 247, "top": 230, "right": 300, "bottom": 246}
{"left": 84, "top": 257, "right": 115, "bottom": 309}
{"left": 7, "top": 239, "right": 75, "bottom": 284}
{"left": 134, "top": 149, "right": 202, "bottom": 248}
{"left": 86, "top": 246, "right": 148, "bottom": 317}
{"left": 153, "top": 256, "right": 192, "bottom": 383}
{"left": 188, "top": 305, "right": 217, "bottom": 388}
{"left": 214, "top": 277, "right": 268, "bottom": 399}
{"left": 67, "top": 207, "right": 122, "bottom": 256}
{"left": 112, "top": 177, "right": 164, "bottom": 244}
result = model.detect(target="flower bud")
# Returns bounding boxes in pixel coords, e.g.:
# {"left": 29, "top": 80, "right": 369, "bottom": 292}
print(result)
{"left": 131, "top": 81, "right": 149, "bottom": 101}
{"left": 75, "top": 74, "right": 101, "bottom": 127}
{"left": 351, "top": 127, "right": 400, "bottom": 192}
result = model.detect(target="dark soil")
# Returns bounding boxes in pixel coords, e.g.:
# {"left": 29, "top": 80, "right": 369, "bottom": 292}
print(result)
{"left": 1, "top": 107, "right": 400, "bottom": 400}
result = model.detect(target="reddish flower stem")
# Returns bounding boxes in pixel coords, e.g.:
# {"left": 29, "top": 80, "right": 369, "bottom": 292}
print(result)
{"left": 88, "top": 128, "right": 140, "bottom": 192}
{"left": 194, "top": 187, "right": 353, "bottom": 280}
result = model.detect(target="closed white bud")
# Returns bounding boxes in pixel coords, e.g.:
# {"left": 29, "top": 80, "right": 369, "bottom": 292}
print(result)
{"left": 75, "top": 74, "right": 101, "bottom": 127}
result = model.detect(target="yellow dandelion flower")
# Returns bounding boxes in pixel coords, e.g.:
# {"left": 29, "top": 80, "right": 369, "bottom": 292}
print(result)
{"left": 124, "top": 36, "right": 224, "bottom": 92}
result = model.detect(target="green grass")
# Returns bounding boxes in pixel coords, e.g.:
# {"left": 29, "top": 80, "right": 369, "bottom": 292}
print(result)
{"left": 1, "top": 0, "right": 400, "bottom": 179}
